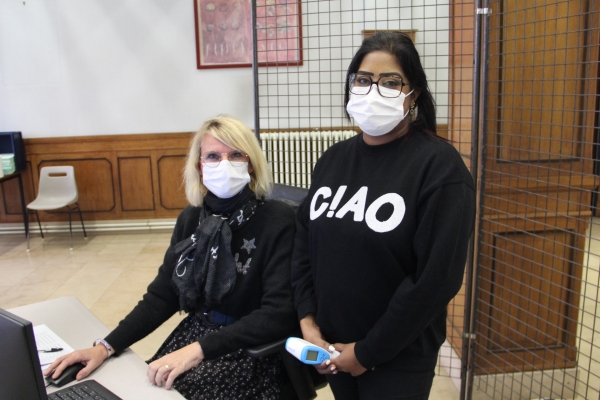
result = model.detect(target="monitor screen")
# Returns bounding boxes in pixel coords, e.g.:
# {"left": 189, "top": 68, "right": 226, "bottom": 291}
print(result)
{"left": 0, "top": 308, "right": 47, "bottom": 400}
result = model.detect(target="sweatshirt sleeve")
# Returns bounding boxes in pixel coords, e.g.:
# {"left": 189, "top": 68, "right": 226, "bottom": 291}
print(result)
{"left": 104, "top": 208, "right": 193, "bottom": 354}
{"left": 354, "top": 177, "right": 475, "bottom": 369}
{"left": 290, "top": 192, "right": 318, "bottom": 320}
{"left": 198, "top": 203, "right": 298, "bottom": 359}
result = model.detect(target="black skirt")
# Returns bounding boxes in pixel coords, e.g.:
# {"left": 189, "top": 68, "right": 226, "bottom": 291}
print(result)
{"left": 148, "top": 314, "right": 283, "bottom": 400}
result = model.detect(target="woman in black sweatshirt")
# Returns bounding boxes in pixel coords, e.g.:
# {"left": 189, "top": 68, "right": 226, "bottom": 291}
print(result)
{"left": 291, "top": 32, "right": 476, "bottom": 399}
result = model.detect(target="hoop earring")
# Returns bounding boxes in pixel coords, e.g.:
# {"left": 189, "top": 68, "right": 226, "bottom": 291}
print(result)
{"left": 409, "top": 103, "right": 416, "bottom": 115}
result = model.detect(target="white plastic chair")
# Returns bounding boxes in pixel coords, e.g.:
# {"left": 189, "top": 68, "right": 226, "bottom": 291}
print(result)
{"left": 26, "top": 166, "right": 87, "bottom": 251}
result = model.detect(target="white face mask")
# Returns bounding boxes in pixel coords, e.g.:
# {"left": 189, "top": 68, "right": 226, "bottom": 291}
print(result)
{"left": 202, "top": 160, "right": 251, "bottom": 199}
{"left": 346, "top": 85, "right": 414, "bottom": 137}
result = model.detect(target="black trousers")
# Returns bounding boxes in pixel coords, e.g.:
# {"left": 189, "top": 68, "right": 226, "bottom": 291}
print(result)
{"left": 326, "top": 368, "right": 435, "bottom": 400}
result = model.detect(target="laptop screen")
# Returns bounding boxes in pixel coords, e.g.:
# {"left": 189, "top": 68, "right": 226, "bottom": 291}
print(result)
{"left": 0, "top": 308, "right": 47, "bottom": 400}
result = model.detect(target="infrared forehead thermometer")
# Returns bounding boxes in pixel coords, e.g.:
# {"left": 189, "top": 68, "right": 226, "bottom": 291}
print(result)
{"left": 285, "top": 337, "right": 340, "bottom": 365}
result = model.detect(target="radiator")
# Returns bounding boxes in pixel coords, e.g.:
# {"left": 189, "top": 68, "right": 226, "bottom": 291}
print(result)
{"left": 260, "top": 130, "right": 356, "bottom": 188}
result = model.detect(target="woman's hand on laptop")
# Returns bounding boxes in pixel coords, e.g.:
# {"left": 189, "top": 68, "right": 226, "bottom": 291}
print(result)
{"left": 43, "top": 345, "right": 107, "bottom": 381}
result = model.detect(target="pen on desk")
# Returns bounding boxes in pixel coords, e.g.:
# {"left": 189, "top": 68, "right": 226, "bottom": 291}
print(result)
{"left": 38, "top": 347, "right": 63, "bottom": 353}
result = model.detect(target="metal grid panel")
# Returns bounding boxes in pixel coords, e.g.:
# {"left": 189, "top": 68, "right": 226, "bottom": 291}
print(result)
{"left": 253, "top": 0, "right": 473, "bottom": 393}
{"left": 253, "top": 0, "right": 600, "bottom": 399}
{"left": 471, "top": 0, "right": 600, "bottom": 399}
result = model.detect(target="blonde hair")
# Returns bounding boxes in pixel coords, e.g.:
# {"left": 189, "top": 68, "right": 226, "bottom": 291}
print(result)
{"left": 184, "top": 115, "right": 273, "bottom": 206}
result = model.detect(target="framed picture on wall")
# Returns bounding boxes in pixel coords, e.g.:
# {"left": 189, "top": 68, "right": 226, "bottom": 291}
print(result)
{"left": 194, "top": 0, "right": 303, "bottom": 69}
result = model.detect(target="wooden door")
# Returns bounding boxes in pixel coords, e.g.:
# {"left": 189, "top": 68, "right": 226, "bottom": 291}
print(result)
{"left": 473, "top": 0, "right": 599, "bottom": 374}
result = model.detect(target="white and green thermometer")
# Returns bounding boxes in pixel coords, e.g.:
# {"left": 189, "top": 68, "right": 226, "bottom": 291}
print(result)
{"left": 285, "top": 337, "right": 340, "bottom": 365}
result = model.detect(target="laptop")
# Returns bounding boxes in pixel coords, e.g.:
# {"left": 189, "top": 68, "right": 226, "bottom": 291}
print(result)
{"left": 0, "top": 307, "right": 122, "bottom": 400}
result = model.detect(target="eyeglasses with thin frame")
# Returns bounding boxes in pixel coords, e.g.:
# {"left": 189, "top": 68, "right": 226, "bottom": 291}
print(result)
{"left": 348, "top": 73, "right": 408, "bottom": 98}
{"left": 200, "top": 151, "right": 249, "bottom": 168}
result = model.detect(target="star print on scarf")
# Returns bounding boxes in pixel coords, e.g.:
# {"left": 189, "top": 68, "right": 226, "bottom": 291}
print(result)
{"left": 241, "top": 238, "right": 256, "bottom": 254}
{"left": 235, "top": 253, "right": 252, "bottom": 275}
{"left": 171, "top": 186, "right": 260, "bottom": 311}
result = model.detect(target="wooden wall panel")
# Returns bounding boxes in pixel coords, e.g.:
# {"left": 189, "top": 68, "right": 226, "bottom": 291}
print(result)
{"left": 1, "top": 178, "right": 20, "bottom": 214}
{"left": 487, "top": 230, "right": 574, "bottom": 352}
{"left": 0, "top": 161, "right": 34, "bottom": 216}
{"left": 157, "top": 155, "right": 188, "bottom": 210}
{"left": 0, "top": 132, "right": 193, "bottom": 224}
{"left": 475, "top": 214, "right": 585, "bottom": 374}
{"left": 2, "top": 175, "right": 23, "bottom": 216}
{"left": 496, "top": 0, "right": 585, "bottom": 163}
{"left": 118, "top": 156, "right": 155, "bottom": 211}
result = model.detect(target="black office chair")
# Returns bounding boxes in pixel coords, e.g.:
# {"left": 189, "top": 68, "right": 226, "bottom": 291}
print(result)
{"left": 245, "top": 337, "right": 327, "bottom": 400}
{"left": 269, "top": 183, "right": 310, "bottom": 207}
{"left": 246, "top": 184, "right": 328, "bottom": 400}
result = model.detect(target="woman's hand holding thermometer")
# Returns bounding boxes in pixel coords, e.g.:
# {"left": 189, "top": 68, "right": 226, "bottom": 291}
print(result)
{"left": 285, "top": 337, "right": 340, "bottom": 365}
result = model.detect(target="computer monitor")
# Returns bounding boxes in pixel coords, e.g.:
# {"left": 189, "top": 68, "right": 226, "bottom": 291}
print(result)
{"left": 0, "top": 308, "right": 47, "bottom": 400}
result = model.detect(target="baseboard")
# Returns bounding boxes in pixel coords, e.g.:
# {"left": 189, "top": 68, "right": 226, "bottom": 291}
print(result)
{"left": 0, "top": 219, "right": 177, "bottom": 235}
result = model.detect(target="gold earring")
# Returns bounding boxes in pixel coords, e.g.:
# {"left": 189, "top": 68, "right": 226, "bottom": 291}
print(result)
{"left": 409, "top": 103, "right": 416, "bottom": 115}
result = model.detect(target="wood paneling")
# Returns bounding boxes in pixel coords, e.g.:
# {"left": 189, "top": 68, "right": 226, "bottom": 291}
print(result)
{"left": 118, "top": 156, "right": 155, "bottom": 211}
{"left": 0, "top": 132, "right": 192, "bottom": 224}
{"left": 0, "top": 161, "right": 33, "bottom": 216}
{"left": 476, "top": 212, "right": 586, "bottom": 374}
{"left": 158, "top": 155, "right": 188, "bottom": 210}
{"left": 495, "top": 0, "right": 586, "bottom": 163}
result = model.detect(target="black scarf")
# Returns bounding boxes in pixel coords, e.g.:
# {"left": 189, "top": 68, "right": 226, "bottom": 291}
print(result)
{"left": 171, "top": 186, "right": 258, "bottom": 311}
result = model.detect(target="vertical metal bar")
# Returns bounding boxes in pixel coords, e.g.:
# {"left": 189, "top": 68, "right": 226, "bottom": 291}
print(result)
{"left": 461, "top": 1, "right": 492, "bottom": 399}
{"left": 460, "top": 2, "right": 483, "bottom": 397}
{"left": 251, "top": 0, "right": 260, "bottom": 142}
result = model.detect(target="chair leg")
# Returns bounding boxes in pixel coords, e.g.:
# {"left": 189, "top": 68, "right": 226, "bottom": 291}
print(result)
{"left": 75, "top": 203, "right": 87, "bottom": 239}
{"left": 34, "top": 210, "right": 44, "bottom": 239}
{"left": 67, "top": 205, "right": 73, "bottom": 250}
{"left": 26, "top": 209, "right": 43, "bottom": 252}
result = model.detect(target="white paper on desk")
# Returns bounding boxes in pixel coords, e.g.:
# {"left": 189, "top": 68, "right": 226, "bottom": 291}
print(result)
{"left": 33, "top": 324, "right": 75, "bottom": 367}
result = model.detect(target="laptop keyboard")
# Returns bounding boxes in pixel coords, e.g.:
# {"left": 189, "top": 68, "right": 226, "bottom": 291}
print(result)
{"left": 48, "top": 379, "right": 122, "bottom": 400}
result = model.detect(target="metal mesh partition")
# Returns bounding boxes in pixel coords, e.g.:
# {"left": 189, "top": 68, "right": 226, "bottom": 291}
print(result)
{"left": 254, "top": 0, "right": 473, "bottom": 187}
{"left": 253, "top": 1, "right": 600, "bottom": 399}
{"left": 253, "top": 0, "right": 474, "bottom": 397}
{"left": 470, "top": 0, "right": 600, "bottom": 399}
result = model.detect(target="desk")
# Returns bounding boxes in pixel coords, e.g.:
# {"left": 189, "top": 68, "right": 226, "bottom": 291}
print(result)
{"left": 9, "top": 297, "right": 185, "bottom": 399}
{"left": 0, "top": 170, "right": 28, "bottom": 237}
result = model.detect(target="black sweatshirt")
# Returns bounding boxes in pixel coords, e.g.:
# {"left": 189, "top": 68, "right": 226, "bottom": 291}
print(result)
{"left": 105, "top": 199, "right": 298, "bottom": 360}
{"left": 291, "top": 132, "right": 476, "bottom": 371}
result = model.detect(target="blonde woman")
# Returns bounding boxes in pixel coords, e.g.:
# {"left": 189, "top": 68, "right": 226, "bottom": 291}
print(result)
{"left": 45, "top": 116, "right": 298, "bottom": 399}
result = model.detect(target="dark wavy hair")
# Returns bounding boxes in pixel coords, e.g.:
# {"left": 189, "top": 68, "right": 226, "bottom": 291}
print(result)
{"left": 344, "top": 32, "right": 438, "bottom": 137}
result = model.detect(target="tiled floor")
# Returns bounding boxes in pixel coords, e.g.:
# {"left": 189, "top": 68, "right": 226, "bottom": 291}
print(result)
{"left": 0, "top": 231, "right": 460, "bottom": 399}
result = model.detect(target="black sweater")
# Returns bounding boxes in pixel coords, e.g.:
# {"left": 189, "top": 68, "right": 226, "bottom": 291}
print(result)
{"left": 105, "top": 199, "right": 298, "bottom": 360}
{"left": 291, "top": 132, "right": 476, "bottom": 371}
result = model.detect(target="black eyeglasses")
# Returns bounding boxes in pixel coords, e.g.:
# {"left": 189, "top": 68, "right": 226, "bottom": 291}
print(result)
{"left": 348, "top": 73, "right": 408, "bottom": 98}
